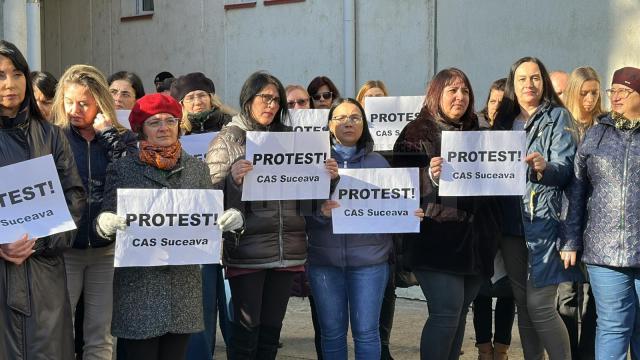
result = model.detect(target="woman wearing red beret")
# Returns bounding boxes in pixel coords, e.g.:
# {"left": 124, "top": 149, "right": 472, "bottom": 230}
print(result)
{"left": 95, "top": 94, "right": 243, "bottom": 360}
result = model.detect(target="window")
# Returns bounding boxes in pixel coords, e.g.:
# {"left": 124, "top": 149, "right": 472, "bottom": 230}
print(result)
{"left": 121, "top": 0, "right": 154, "bottom": 19}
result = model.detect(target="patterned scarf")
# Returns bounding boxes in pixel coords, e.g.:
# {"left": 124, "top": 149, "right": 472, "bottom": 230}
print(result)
{"left": 612, "top": 111, "right": 640, "bottom": 131}
{"left": 139, "top": 140, "right": 182, "bottom": 170}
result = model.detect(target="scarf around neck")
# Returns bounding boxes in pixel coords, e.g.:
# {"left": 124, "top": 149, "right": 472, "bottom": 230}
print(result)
{"left": 612, "top": 111, "right": 640, "bottom": 131}
{"left": 139, "top": 140, "right": 182, "bottom": 170}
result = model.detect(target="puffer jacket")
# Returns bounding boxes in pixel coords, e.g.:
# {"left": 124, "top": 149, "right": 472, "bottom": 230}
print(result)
{"left": 496, "top": 101, "right": 583, "bottom": 287}
{"left": 306, "top": 145, "right": 392, "bottom": 268}
{"left": 63, "top": 125, "right": 137, "bottom": 248}
{"left": 99, "top": 151, "right": 209, "bottom": 339}
{"left": 206, "top": 114, "right": 308, "bottom": 268}
{"left": 563, "top": 113, "right": 640, "bottom": 267}
{"left": 0, "top": 102, "right": 86, "bottom": 360}
{"left": 392, "top": 113, "right": 501, "bottom": 278}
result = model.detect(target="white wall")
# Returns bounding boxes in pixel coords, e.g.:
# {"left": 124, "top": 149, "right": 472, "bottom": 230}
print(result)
{"left": 37, "top": 0, "right": 640, "bottom": 110}
{"left": 435, "top": 0, "right": 640, "bottom": 109}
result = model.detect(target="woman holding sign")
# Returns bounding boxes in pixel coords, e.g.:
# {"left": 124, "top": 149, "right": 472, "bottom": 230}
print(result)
{"left": 307, "top": 97, "right": 424, "bottom": 359}
{"left": 0, "top": 40, "right": 86, "bottom": 360}
{"left": 392, "top": 68, "right": 501, "bottom": 360}
{"left": 206, "top": 71, "right": 339, "bottom": 359}
{"left": 493, "top": 56, "right": 581, "bottom": 359}
{"left": 95, "top": 93, "right": 243, "bottom": 360}
{"left": 53, "top": 64, "right": 138, "bottom": 359}
{"left": 563, "top": 67, "right": 640, "bottom": 359}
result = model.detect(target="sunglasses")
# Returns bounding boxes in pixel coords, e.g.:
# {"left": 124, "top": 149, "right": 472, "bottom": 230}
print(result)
{"left": 312, "top": 91, "right": 333, "bottom": 101}
{"left": 287, "top": 98, "right": 310, "bottom": 108}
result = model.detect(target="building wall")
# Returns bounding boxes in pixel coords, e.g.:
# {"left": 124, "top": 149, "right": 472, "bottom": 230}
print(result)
{"left": 37, "top": 0, "right": 640, "bottom": 108}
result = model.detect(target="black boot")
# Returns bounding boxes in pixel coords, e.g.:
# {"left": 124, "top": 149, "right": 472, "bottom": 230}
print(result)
{"left": 227, "top": 322, "right": 259, "bottom": 360}
{"left": 255, "top": 325, "right": 282, "bottom": 360}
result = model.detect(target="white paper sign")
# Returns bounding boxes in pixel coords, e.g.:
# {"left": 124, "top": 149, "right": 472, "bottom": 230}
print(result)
{"left": 331, "top": 168, "right": 420, "bottom": 234}
{"left": 116, "top": 109, "right": 132, "bottom": 129}
{"left": 439, "top": 131, "right": 527, "bottom": 196}
{"left": 286, "top": 109, "right": 330, "bottom": 132}
{"left": 243, "top": 131, "right": 330, "bottom": 201}
{"left": 182, "top": 132, "right": 219, "bottom": 162}
{"left": 365, "top": 96, "right": 424, "bottom": 151}
{"left": 115, "top": 189, "right": 223, "bottom": 267}
{"left": 0, "top": 155, "right": 77, "bottom": 243}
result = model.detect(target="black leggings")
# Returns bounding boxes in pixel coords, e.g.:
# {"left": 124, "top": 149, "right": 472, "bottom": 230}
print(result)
{"left": 229, "top": 269, "right": 296, "bottom": 328}
{"left": 117, "top": 333, "right": 190, "bottom": 360}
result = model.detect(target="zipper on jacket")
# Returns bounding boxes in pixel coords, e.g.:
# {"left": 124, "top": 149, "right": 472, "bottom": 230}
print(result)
{"left": 86, "top": 140, "right": 92, "bottom": 248}
{"left": 278, "top": 200, "right": 284, "bottom": 265}
{"left": 618, "top": 134, "right": 633, "bottom": 266}
{"left": 342, "top": 160, "right": 348, "bottom": 266}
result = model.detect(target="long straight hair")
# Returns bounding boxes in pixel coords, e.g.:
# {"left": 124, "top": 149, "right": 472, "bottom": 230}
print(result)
{"left": 493, "top": 56, "right": 564, "bottom": 130}
{"left": 239, "top": 71, "right": 288, "bottom": 126}
{"left": 327, "top": 97, "right": 374, "bottom": 151}
{"left": 563, "top": 66, "right": 604, "bottom": 127}
{"left": 0, "top": 40, "right": 43, "bottom": 120}
{"left": 52, "top": 64, "right": 124, "bottom": 131}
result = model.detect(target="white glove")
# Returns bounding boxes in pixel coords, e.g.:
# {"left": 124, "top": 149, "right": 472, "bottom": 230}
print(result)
{"left": 96, "top": 212, "right": 127, "bottom": 236}
{"left": 218, "top": 208, "right": 243, "bottom": 232}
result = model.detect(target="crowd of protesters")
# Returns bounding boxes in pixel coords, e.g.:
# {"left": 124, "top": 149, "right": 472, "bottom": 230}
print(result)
{"left": 2, "top": 38, "right": 640, "bottom": 360}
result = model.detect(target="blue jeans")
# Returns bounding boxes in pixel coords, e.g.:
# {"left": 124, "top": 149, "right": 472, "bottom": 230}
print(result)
{"left": 587, "top": 264, "right": 640, "bottom": 360}
{"left": 186, "top": 264, "right": 231, "bottom": 360}
{"left": 308, "top": 263, "right": 389, "bottom": 360}
{"left": 414, "top": 270, "right": 482, "bottom": 360}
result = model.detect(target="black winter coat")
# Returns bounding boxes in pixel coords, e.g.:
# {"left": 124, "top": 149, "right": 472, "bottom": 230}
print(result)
{"left": 392, "top": 113, "right": 501, "bottom": 277}
{"left": 0, "top": 105, "right": 86, "bottom": 360}
{"left": 185, "top": 108, "right": 232, "bottom": 135}
{"left": 63, "top": 125, "right": 137, "bottom": 248}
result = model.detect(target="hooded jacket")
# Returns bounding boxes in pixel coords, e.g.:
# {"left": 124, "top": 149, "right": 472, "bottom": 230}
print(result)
{"left": 0, "top": 102, "right": 86, "bottom": 360}
{"left": 563, "top": 113, "right": 640, "bottom": 267}
{"left": 496, "top": 102, "right": 583, "bottom": 286}
{"left": 185, "top": 108, "right": 232, "bottom": 135}
{"left": 306, "top": 144, "right": 393, "bottom": 268}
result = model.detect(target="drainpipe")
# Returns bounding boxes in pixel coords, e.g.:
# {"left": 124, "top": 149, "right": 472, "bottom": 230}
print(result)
{"left": 26, "top": 0, "right": 42, "bottom": 70}
{"left": 3, "top": 0, "right": 27, "bottom": 54}
{"left": 343, "top": 0, "right": 355, "bottom": 97}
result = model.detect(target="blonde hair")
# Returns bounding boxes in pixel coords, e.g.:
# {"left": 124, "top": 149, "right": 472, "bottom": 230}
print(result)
{"left": 285, "top": 84, "right": 308, "bottom": 96}
{"left": 180, "top": 93, "right": 238, "bottom": 134}
{"left": 564, "top": 66, "right": 604, "bottom": 128}
{"left": 52, "top": 64, "right": 124, "bottom": 131}
{"left": 356, "top": 80, "right": 389, "bottom": 106}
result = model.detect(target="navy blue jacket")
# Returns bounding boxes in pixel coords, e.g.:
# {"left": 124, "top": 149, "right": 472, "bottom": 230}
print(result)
{"left": 306, "top": 146, "right": 393, "bottom": 268}
{"left": 63, "top": 126, "right": 137, "bottom": 248}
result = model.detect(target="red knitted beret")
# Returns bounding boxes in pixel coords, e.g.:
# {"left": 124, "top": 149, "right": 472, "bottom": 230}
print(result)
{"left": 129, "top": 93, "right": 182, "bottom": 132}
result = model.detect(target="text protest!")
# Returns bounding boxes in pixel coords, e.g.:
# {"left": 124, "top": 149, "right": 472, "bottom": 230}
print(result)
{"left": 331, "top": 168, "right": 420, "bottom": 234}
{"left": 439, "top": 131, "right": 527, "bottom": 196}
{"left": 365, "top": 96, "right": 424, "bottom": 151}
{"left": 286, "top": 109, "right": 330, "bottom": 132}
{"left": 115, "top": 189, "right": 224, "bottom": 267}
{"left": 181, "top": 132, "right": 219, "bottom": 162}
{"left": 243, "top": 131, "right": 330, "bottom": 201}
{"left": 0, "top": 155, "right": 76, "bottom": 243}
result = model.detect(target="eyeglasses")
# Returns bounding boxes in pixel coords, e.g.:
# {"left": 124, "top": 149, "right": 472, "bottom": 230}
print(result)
{"left": 109, "top": 89, "right": 133, "bottom": 99}
{"left": 144, "top": 117, "right": 180, "bottom": 128}
{"left": 606, "top": 88, "right": 635, "bottom": 99}
{"left": 256, "top": 94, "right": 280, "bottom": 106}
{"left": 312, "top": 91, "right": 333, "bottom": 101}
{"left": 182, "top": 92, "right": 209, "bottom": 104}
{"left": 287, "top": 98, "right": 310, "bottom": 108}
{"left": 330, "top": 114, "right": 363, "bottom": 125}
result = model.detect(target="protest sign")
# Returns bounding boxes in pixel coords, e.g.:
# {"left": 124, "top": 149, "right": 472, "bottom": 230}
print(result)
{"left": 365, "top": 96, "right": 424, "bottom": 151}
{"left": 439, "top": 130, "right": 527, "bottom": 196}
{"left": 116, "top": 109, "right": 132, "bottom": 129}
{"left": 286, "top": 109, "right": 330, "bottom": 132}
{"left": 243, "top": 131, "right": 330, "bottom": 201}
{"left": 182, "top": 132, "right": 219, "bottom": 162}
{"left": 115, "top": 189, "right": 223, "bottom": 267}
{"left": 0, "top": 155, "right": 76, "bottom": 243}
{"left": 331, "top": 168, "right": 420, "bottom": 234}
